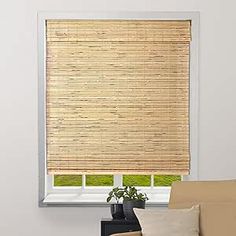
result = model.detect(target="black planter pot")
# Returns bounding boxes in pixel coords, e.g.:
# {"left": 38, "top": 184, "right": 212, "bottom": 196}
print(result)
{"left": 123, "top": 200, "right": 145, "bottom": 221}
{"left": 110, "top": 203, "right": 125, "bottom": 220}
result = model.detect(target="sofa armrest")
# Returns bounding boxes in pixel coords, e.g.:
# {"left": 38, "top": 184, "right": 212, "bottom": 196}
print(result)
{"left": 111, "top": 231, "right": 142, "bottom": 236}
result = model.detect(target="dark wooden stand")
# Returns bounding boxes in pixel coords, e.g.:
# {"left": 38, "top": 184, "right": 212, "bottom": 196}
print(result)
{"left": 101, "top": 218, "right": 141, "bottom": 236}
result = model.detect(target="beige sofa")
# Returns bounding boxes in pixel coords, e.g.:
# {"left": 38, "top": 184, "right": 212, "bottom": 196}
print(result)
{"left": 112, "top": 180, "right": 236, "bottom": 236}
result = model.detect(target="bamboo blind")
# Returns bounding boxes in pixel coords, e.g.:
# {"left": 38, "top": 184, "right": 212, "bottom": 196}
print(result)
{"left": 46, "top": 20, "right": 191, "bottom": 175}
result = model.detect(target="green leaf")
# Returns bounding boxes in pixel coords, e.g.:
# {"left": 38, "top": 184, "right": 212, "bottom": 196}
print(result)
{"left": 106, "top": 196, "right": 112, "bottom": 202}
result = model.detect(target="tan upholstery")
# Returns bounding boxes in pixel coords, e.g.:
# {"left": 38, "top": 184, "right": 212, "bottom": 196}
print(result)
{"left": 169, "top": 180, "right": 236, "bottom": 236}
{"left": 111, "top": 231, "right": 141, "bottom": 236}
{"left": 169, "top": 180, "right": 236, "bottom": 205}
{"left": 111, "top": 180, "right": 236, "bottom": 236}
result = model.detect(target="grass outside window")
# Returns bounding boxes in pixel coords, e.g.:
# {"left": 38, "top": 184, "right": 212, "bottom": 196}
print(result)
{"left": 154, "top": 175, "right": 181, "bottom": 186}
{"left": 86, "top": 175, "right": 113, "bottom": 186}
{"left": 123, "top": 175, "right": 151, "bottom": 186}
{"left": 54, "top": 175, "right": 82, "bottom": 186}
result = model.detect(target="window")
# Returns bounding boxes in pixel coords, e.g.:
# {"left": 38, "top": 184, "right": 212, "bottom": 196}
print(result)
{"left": 38, "top": 12, "right": 199, "bottom": 206}
{"left": 53, "top": 174, "right": 180, "bottom": 187}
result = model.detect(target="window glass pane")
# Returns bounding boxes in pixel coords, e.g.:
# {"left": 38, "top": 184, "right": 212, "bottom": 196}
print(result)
{"left": 154, "top": 175, "right": 181, "bottom": 186}
{"left": 86, "top": 175, "right": 113, "bottom": 186}
{"left": 123, "top": 175, "right": 151, "bottom": 186}
{"left": 54, "top": 175, "right": 82, "bottom": 186}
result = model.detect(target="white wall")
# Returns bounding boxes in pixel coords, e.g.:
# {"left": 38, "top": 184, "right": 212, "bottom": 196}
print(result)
{"left": 0, "top": 0, "right": 236, "bottom": 235}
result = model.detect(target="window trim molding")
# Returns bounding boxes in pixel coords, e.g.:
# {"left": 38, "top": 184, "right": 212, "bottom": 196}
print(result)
{"left": 38, "top": 11, "right": 200, "bottom": 207}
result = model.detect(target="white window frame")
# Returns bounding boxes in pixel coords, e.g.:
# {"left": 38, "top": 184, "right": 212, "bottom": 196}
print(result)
{"left": 38, "top": 11, "right": 199, "bottom": 207}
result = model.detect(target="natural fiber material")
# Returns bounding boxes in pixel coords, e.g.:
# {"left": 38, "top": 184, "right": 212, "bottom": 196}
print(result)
{"left": 47, "top": 20, "right": 191, "bottom": 42}
{"left": 46, "top": 20, "right": 191, "bottom": 175}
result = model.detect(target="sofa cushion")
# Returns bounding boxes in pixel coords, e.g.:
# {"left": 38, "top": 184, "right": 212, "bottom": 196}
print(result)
{"left": 169, "top": 203, "right": 236, "bottom": 236}
{"left": 134, "top": 206, "right": 199, "bottom": 236}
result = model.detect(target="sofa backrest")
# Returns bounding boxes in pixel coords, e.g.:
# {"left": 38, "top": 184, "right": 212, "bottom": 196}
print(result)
{"left": 169, "top": 180, "right": 236, "bottom": 205}
{"left": 168, "top": 180, "right": 236, "bottom": 236}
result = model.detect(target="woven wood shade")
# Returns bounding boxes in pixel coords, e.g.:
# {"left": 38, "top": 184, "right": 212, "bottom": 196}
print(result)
{"left": 46, "top": 20, "right": 191, "bottom": 175}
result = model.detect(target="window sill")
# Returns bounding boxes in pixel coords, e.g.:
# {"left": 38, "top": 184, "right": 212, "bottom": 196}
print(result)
{"left": 42, "top": 192, "right": 169, "bottom": 207}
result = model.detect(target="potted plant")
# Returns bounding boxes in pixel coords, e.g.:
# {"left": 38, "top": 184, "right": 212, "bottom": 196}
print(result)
{"left": 106, "top": 187, "right": 125, "bottom": 219}
{"left": 123, "top": 186, "right": 149, "bottom": 221}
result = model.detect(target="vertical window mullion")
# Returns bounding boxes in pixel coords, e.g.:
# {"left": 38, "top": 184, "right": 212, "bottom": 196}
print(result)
{"left": 151, "top": 175, "right": 154, "bottom": 189}
{"left": 114, "top": 174, "right": 122, "bottom": 187}
{"left": 82, "top": 174, "right": 86, "bottom": 189}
